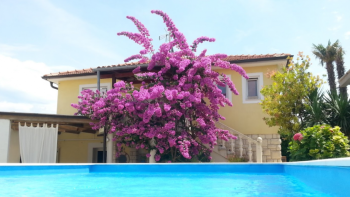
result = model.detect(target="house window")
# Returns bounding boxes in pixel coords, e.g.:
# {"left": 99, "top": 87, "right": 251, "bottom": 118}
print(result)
{"left": 218, "top": 84, "right": 227, "bottom": 98}
{"left": 247, "top": 78, "right": 258, "bottom": 99}
{"left": 82, "top": 87, "right": 108, "bottom": 94}
{"left": 242, "top": 73, "right": 263, "bottom": 104}
{"left": 79, "top": 83, "right": 111, "bottom": 95}
{"left": 217, "top": 75, "right": 232, "bottom": 102}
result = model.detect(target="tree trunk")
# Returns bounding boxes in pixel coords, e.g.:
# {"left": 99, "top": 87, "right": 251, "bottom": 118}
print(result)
{"left": 326, "top": 61, "right": 337, "bottom": 93}
{"left": 336, "top": 57, "right": 348, "bottom": 98}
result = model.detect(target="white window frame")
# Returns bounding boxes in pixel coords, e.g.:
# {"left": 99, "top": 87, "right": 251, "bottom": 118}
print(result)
{"left": 242, "top": 72, "right": 264, "bottom": 104}
{"left": 79, "top": 83, "right": 111, "bottom": 95}
{"left": 218, "top": 74, "right": 232, "bottom": 102}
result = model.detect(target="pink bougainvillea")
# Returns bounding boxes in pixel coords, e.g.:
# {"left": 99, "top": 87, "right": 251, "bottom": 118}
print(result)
{"left": 72, "top": 10, "right": 248, "bottom": 162}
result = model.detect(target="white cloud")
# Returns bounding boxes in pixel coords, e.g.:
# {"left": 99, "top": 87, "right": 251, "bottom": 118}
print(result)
{"left": 328, "top": 26, "right": 341, "bottom": 31}
{"left": 325, "top": 12, "right": 343, "bottom": 32}
{"left": 229, "top": 29, "right": 254, "bottom": 45}
{"left": 332, "top": 11, "right": 342, "bottom": 22}
{"left": 0, "top": 44, "right": 39, "bottom": 57}
{"left": 0, "top": 102, "right": 33, "bottom": 112}
{"left": 0, "top": 55, "right": 68, "bottom": 114}
{"left": 336, "top": 16, "right": 342, "bottom": 21}
{"left": 34, "top": 0, "right": 118, "bottom": 59}
{"left": 327, "top": 12, "right": 343, "bottom": 32}
{"left": 345, "top": 32, "right": 350, "bottom": 39}
{"left": 270, "top": 48, "right": 281, "bottom": 53}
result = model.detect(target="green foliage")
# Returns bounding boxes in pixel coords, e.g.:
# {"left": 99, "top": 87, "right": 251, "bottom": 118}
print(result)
{"left": 227, "top": 156, "right": 248, "bottom": 162}
{"left": 303, "top": 88, "right": 328, "bottom": 127}
{"left": 260, "top": 52, "right": 324, "bottom": 136}
{"left": 312, "top": 40, "right": 339, "bottom": 68}
{"left": 288, "top": 125, "right": 350, "bottom": 161}
{"left": 324, "top": 91, "right": 350, "bottom": 136}
{"left": 304, "top": 89, "right": 350, "bottom": 137}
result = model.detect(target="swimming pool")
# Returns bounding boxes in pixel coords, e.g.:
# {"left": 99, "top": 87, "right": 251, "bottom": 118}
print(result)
{"left": 0, "top": 161, "right": 349, "bottom": 197}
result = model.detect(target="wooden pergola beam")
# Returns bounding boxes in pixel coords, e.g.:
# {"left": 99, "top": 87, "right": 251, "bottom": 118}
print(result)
{"left": 65, "top": 130, "right": 80, "bottom": 134}
{"left": 2, "top": 112, "right": 100, "bottom": 135}
{"left": 80, "top": 129, "right": 97, "bottom": 134}
{"left": 60, "top": 125, "right": 80, "bottom": 131}
{"left": 0, "top": 112, "right": 96, "bottom": 124}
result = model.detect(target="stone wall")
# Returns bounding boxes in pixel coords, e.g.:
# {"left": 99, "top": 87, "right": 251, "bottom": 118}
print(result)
{"left": 224, "top": 134, "right": 282, "bottom": 163}
{"left": 251, "top": 134, "right": 282, "bottom": 163}
{"left": 112, "top": 134, "right": 282, "bottom": 163}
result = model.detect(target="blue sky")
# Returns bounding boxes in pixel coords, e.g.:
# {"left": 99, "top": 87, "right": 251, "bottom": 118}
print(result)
{"left": 0, "top": 0, "right": 349, "bottom": 113}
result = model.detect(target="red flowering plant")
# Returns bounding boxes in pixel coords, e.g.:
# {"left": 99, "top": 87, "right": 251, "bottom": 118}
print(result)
{"left": 72, "top": 10, "right": 248, "bottom": 162}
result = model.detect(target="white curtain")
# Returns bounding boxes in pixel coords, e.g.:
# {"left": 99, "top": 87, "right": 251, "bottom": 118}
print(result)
{"left": 19, "top": 123, "right": 58, "bottom": 163}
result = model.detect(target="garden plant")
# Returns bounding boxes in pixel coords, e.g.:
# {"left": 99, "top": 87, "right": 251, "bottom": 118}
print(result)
{"left": 288, "top": 125, "right": 350, "bottom": 161}
{"left": 260, "top": 52, "right": 324, "bottom": 158}
{"left": 72, "top": 10, "right": 248, "bottom": 162}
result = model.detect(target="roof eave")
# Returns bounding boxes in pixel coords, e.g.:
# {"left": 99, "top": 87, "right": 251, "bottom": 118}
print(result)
{"left": 92, "top": 63, "right": 149, "bottom": 72}
{"left": 42, "top": 72, "right": 96, "bottom": 80}
{"left": 228, "top": 55, "right": 292, "bottom": 64}
{"left": 42, "top": 55, "right": 293, "bottom": 80}
{"left": 0, "top": 111, "right": 94, "bottom": 123}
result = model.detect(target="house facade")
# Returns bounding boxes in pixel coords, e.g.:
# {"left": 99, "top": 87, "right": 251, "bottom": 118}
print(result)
{"left": 0, "top": 53, "right": 290, "bottom": 163}
{"left": 39, "top": 53, "right": 290, "bottom": 163}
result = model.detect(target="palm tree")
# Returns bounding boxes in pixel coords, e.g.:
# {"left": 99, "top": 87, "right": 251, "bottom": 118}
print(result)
{"left": 335, "top": 46, "right": 347, "bottom": 98}
{"left": 304, "top": 88, "right": 329, "bottom": 128}
{"left": 324, "top": 91, "right": 350, "bottom": 137}
{"left": 312, "top": 40, "right": 339, "bottom": 93}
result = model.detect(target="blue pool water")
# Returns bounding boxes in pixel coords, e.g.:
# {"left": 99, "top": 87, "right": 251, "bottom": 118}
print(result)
{"left": 0, "top": 164, "right": 348, "bottom": 197}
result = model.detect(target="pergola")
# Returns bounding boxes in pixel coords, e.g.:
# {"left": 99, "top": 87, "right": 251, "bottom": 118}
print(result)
{"left": 0, "top": 111, "right": 97, "bottom": 135}
{"left": 0, "top": 111, "right": 102, "bottom": 163}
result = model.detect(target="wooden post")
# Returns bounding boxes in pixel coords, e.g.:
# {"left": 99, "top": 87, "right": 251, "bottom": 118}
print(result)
{"left": 97, "top": 70, "right": 107, "bottom": 163}
{"left": 103, "top": 127, "right": 107, "bottom": 163}
{"left": 112, "top": 73, "right": 116, "bottom": 88}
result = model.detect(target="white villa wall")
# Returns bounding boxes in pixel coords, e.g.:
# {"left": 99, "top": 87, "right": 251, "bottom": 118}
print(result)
{"left": 0, "top": 119, "right": 10, "bottom": 163}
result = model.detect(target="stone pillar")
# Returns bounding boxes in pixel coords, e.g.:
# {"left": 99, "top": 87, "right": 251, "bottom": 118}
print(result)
{"left": 149, "top": 149, "right": 157, "bottom": 163}
{"left": 256, "top": 137, "right": 263, "bottom": 163}
{"left": 0, "top": 119, "right": 11, "bottom": 163}
{"left": 148, "top": 138, "right": 157, "bottom": 163}
{"left": 244, "top": 134, "right": 282, "bottom": 163}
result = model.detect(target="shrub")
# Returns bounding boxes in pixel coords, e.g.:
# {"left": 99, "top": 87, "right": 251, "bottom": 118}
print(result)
{"left": 72, "top": 10, "right": 242, "bottom": 162}
{"left": 288, "top": 125, "right": 350, "bottom": 161}
{"left": 227, "top": 156, "right": 248, "bottom": 162}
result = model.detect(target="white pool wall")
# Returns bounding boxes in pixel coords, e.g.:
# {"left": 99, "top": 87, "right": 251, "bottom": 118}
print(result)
{"left": 286, "top": 157, "right": 350, "bottom": 166}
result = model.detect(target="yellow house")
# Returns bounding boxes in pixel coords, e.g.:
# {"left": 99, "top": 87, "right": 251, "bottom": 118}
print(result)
{"left": 37, "top": 53, "right": 290, "bottom": 163}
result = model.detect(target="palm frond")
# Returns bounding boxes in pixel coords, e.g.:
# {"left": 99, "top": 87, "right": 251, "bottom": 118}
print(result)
{"left": 324, "top": 91, "right": 350, "bottom": 135}
{"left": 312, "top": 44, "right": 326, "bottom": 66}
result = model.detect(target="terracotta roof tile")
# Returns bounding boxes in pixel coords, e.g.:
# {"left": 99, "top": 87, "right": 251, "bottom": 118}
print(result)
{"left": 43, "top": 68, "right": 94, "bottom": 77}
{"left": 96, "top": 61, "right": 148, "bottom": 69}
{"left": 43, "top": 53, "right": 291, "bottom": 78}
{"left": 223, "top": 53, "right": 291, "bottom": 62}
